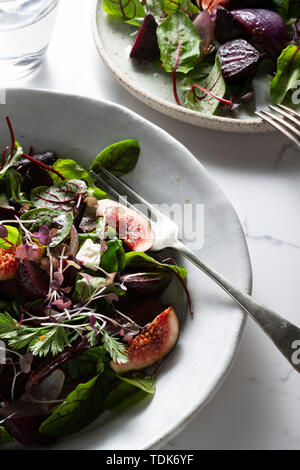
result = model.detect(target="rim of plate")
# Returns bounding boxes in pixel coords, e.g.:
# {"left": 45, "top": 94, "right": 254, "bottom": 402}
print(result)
{"left": 2, "top": 88, "right": 253, "bottom": 449}
{"left": 92, "top": 0, "right": 273, "bottom": 134}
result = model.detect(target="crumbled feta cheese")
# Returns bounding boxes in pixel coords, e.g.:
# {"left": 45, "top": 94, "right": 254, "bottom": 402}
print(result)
{"left": 76, "top": 239, "right": 101, "bottom": 272}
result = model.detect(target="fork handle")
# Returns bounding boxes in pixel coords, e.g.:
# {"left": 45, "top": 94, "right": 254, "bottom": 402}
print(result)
{"left": 173, "top": 241, "right": 300, "bottom": 373}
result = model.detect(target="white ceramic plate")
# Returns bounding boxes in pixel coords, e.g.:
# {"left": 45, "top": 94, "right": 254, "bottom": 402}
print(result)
{"left": 2, "top": 88, "right": 252, "bottom": 449}
{"left": 93, "top": 0, "right": 275, "bottom": 133}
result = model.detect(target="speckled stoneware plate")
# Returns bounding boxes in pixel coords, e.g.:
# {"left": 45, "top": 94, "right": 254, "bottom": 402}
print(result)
{"left": 93, "top": 0, "right": 274, "bottom": 133}
{"left": 3, "top": 88, "right": 252, "bottom": 450}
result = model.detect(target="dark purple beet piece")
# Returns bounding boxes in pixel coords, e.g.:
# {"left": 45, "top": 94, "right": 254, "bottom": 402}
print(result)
{"left": 230, "top": 9, "right": 289, "bottom": 56}
{"left": 13, "top": 152, "right": 58, "bottom": 174}
{"left": 0, "top": 364, "right": 28, "bottom": 402}
{"left": 217, "top": 39, "right": 260, "bottom": 83}
{"left": 16, "top": 260, "right": 49, "bottom": 300}
{"left": 240, "top": 0, "right": 272, "bottom": 6}
{"left": 0, "top": 279, "right": 19, "bottom": 301}
{"left": 4, "top": 415, "right": 55, "bottom": 447}
{"left": 215, "top": 6, "right": 248, "bottom": 44}
{"left": 130, "top": 14, "right": 160, "bottom": 62}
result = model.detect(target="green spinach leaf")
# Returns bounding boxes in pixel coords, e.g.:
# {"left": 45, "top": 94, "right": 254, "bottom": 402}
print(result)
{"left": 0, "top": 426, "right": 13, "bottom": 446}
{"left": 270, "top": 45, "right": 300, "bottom": 104}
{"left": 100, "top": 239, "right": 126, "bottom": 273}
{"left": 104, "top": 375, "right": 156, "bottom": 411}
{"left": 125, "top": 251, "right": 187, "bottom": 280}
{"left": 90, "top": 140, "right": 140, "bottom": 176}
{"left": 39, "top": 372, "right": 115, "bottom": 437}
{"left": 0, "top": 145, "right": 23, "bottom": 179}
{"left": 5, "top": 168, "right": 30, "bottom": 205}
{"left": 64, "top": 346, "right": 108, "bottom": 379}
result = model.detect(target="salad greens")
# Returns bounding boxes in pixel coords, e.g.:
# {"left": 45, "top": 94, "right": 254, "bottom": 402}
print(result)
{"left": 103, "top": 0, "right": 300, "bottom": 114}
{"left": 0, "top": 117, "right": 186, "bottom": 447}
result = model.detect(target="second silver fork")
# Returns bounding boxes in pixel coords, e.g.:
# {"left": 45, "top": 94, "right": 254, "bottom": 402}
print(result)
{"left": 91, "top": 168, "right": 300, "bottom": 373}
{"left": 256, "top": 104, "right": 300, "bottom": 149}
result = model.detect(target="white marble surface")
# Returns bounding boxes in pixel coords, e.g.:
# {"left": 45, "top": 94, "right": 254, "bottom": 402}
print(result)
{"left": 12, "top": 0, "right": 300, "bottom": 450}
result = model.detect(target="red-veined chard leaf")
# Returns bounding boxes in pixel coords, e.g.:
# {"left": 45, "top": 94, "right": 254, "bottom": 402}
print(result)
{"left": 145, "top": 0, "right": 165, "bottom": 21}
{"left": 157, "top": 11, "right": 201, "bottom": 105}
{"left": 39, "top": 372, "right": 115, "bottom": 437}
{"left": 49, "top": 159, "right": 107, "bottom": 200}
{"left": 161, "top": 0, "right": 199, "bottom": 16}
{"left": 21, "top": 208, "right": 73, "bottom": 247}
{"left": 270, "top": 45, "right": 300, "bottom": 104}
{"left": 30, "top": 179, "right": 87, "bottom": 213}
{"left": 89, "top": 140, "right": 140, "bottom": 176}
{"left": 184, "top": 57, "right": 227, "bottom": 115}
{"left": 103, "top": 0, "right": 146, "bottom": 20}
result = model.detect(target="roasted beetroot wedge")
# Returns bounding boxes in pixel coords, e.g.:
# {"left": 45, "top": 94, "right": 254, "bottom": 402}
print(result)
{"left": 217, "top": 39, "right": 260, "bottom": 83}
{"left": 130, "top": 14, "right": 160, "bottom": 62}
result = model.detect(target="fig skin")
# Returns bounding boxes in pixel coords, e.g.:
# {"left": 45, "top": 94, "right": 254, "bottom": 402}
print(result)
{"left": 16, "top": 260, "right": 50, "bottom": 300}
{"left": 110, "top": 307, "right": 179, "bottom": 373}
{"left": 130, "top": 14, "right": 160, "bottom": 62}
{"left": 97, "top": 199, "right": 155, "bottom": 252}
{"left": 217, "top": 39, "right": 260, "bottom": 83}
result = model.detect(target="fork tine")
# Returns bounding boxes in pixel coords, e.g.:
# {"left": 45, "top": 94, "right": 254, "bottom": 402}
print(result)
{"left": 96, "top": 167, "right": 161, "bottom": 216}
{"left": 255, "top": 110, "right": 300, "bottom": 149}
{"left": 90, "top": 170, "right": 152, "bottom": 223}
{"left": 260, "top": 110, "right": 300, "bottom": 137}
{"left": 277, "top": 104, "right": 300, "bottom": 119}
{"left": 269, "top": 105, "right": 300, "bottom": 129}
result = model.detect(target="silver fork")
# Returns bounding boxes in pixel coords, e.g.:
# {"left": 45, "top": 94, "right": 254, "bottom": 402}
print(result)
{"left": 255, "top": 104, "right": 300, "bottom": 150}
{"left": 91, "top": 168, "right": 300, "bottom": 373}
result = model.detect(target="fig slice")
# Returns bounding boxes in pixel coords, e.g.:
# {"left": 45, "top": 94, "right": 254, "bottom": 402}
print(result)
{"left": 110, "top": 307, "right": 179, "bottom": 374}
{"left": 97, "top": 199, "right": 155, "bottom": 252}
{"left": 0, "top": 246, "right": 18, "bottom": 281}
{"left": 130, "top": 14, "right": 160, "bottom": 62}
{"left": 217, "top": 39, "right": 260, "bottom": 83}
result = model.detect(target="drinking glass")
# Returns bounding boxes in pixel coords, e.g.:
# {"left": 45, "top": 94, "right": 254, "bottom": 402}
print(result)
{"left": 0, "top": 0, "right": 59, "bottom": 81}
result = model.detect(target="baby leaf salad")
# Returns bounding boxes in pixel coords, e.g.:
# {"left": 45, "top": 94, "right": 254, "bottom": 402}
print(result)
{"left": 0, "top": 117, "right": 187, "bottom": 447}
{"left": 103, "top": 0, "right": 300, "bottom": 114}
